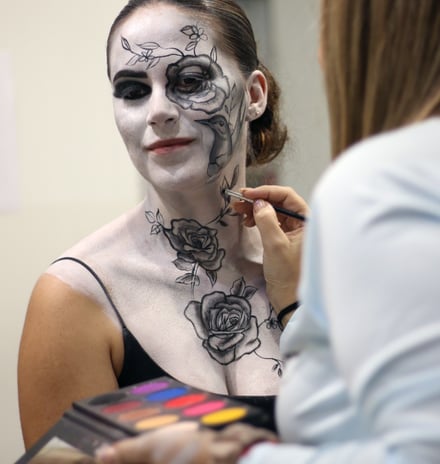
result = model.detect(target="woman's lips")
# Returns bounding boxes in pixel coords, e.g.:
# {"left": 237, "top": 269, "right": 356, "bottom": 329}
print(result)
{"left": 146, "top": 138, "right": 194, "bottom": 154}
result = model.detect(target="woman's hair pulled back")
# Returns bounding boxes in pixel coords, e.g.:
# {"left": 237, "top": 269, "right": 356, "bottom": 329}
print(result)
{"left": 107, "top": 0, "right": 287, "bottom": 166}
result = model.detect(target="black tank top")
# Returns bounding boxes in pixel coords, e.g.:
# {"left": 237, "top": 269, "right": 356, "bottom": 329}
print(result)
{"left": 52, "top": 257, "right": 277, "bottom": 431}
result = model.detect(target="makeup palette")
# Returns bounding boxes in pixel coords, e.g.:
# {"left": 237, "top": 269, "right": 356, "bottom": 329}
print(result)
{"left": 16, "top": 376, "right": 271, "bottom": 463}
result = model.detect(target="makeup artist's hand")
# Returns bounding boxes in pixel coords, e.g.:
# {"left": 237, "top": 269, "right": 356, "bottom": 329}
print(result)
{"left": 29, "top": 447, "right": 97, "bottom": 463}
{"left": 95, "top": 423, "right": 277, "bottom": 464}
{"left": 233, "top": 185, "right": 308, "bottom": 315}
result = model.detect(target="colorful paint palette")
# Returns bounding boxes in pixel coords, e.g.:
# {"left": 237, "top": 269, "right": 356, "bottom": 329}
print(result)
{"left": 16, "top": 376, "right": 271, "bottom": 463}
{"left": 73, "top": 376, "right": 269, "bottom": 435}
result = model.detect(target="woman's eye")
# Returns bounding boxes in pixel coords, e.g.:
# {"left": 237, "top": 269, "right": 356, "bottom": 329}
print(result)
{"left": 175, "top": 74, "right": 208, "bottom": 94}
{"left": 113, "top": 81, "right": 151, "bottom": 100}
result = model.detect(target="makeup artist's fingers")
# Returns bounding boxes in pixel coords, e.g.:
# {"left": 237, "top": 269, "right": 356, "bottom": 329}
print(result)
{"left": 231, "top": 200, "right": 255, "bottom": 227}
{"left": 29, "top": 447, "right": 97, "bottom": 463}
{"left": 96, "top": 427, "right": 215, "bottom": 464}
{"left": 95, "top": 425, "right": 267, "bottom": 464}
{"left": 216, "top": 423, "right": 278, "bottom": 445}
{"left": 230, "top": 185, "right": 307, "bottom": 308}
{"left": 253, "top": 199, "right": 288, "bottom": 242}
{"left": 252, "top": 199, "right": 303, "bottom": 311}
{"left": 241, "top": 185, "right": 309, "bottom": 221}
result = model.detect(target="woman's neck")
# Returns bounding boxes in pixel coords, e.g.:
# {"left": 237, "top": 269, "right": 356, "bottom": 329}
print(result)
{"left": 140, "top": 174, "right": 261, "bottom": 262}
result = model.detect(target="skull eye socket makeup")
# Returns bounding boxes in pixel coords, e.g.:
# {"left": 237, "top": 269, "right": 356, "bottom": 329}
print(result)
{"left": 113, "top": 80, "right": 152, "bottom": 100}
{"left": 170, "top": 63, "right": 213, "bottom": 95}
{"left": 174, "top": 72, "right": 209, "bottom": 95}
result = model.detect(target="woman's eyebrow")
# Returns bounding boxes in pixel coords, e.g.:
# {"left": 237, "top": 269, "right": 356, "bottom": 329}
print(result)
{"left": 113, "top": 69, "right": 147, "bottom": 83}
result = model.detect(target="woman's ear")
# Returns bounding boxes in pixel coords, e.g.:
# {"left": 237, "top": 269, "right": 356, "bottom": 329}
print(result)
{"left": 246, "top": 70, "right": 268, "bottom": 121}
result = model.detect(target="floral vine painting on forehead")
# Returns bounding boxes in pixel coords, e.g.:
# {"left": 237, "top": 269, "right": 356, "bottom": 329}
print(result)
{"left": 119, "top": 24, "right": 283, "bottom": 373}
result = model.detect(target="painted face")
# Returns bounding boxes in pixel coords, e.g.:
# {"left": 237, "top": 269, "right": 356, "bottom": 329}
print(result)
{"left": 108, "top": 4, "right": 249, "bottom": 190}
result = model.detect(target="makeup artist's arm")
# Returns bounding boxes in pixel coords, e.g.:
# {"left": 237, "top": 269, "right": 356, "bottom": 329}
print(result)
{"left": 17, "top": 274, "right": 121, "bottom": 449}
{"left": 233, "top": 185, "right": 308, "bottom": 320}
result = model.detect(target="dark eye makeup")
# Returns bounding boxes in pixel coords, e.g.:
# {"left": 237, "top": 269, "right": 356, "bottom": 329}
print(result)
{"left": 113, "top": 81, "right": 151, "bottom": 100}
{"left": 174, "top": 72, "right": 210, "bottom": 94}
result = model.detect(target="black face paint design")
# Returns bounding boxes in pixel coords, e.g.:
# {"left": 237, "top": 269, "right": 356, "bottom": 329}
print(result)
{"left": 129, "top": 25, "right": 281, "bottom": 371}
{"left": 165, "top": 51, "right": 229, "bottom": 113}
{"left": 145, "top": 169, "right": 283, "bottom": 372}
{"left": 113, "top": 82, "right": 150, "bottom": 100}
{"left": 150, "top": 214, "right": 226, "bottom": 288}
{"left": 145, "top": 170, "right": 238, "bottom": 289}
{"left": 184, "top": 278, "right": 283, "bottom": 370}
{"left": 117, "top": 24, "right": 247, "bottom": 178}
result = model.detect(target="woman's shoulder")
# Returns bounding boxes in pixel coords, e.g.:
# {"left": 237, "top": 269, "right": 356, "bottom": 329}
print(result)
{"left": 41, "top": 201, "right": 146, "bottom": 314}
{"left": 58, "top": 201, "right": 144, "bottom": 259}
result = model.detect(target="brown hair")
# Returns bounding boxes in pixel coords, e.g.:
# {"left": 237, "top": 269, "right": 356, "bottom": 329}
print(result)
{"left": 320, "top": 0, "right": 440, "bottom": 158}
{"left": 106, "top": 0, "right": 287, "bottom": 166}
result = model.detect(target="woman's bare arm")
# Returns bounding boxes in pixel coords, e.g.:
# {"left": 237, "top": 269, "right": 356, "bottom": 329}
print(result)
{"left": 18, "top": 273, "right": 123, "bottom": 449}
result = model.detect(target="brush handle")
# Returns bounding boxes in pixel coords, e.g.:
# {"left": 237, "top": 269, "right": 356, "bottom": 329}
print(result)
{"left": 272, "top": 205, "right": 306, "bottom": 221}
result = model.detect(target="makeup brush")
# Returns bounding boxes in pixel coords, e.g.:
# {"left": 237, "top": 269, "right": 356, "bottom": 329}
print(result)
{"left": 224, "top": 189, "right": 306, "bottom": 222}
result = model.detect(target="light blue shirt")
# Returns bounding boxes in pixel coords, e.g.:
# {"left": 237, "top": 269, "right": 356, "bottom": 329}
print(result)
{"left": 240, "top": 118, "right": 440, "bottom": 463}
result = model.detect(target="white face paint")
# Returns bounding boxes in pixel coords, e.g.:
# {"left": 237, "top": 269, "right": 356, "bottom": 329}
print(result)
{"left": 108, "top": 4, "right": 249, "bottom": 191}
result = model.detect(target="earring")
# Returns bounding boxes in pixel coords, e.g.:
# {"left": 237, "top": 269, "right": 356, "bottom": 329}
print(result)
{"left": 248, "top": 107, "right": 260, "bottom": 121}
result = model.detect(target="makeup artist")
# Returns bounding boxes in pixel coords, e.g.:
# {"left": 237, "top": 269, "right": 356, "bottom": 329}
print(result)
{"left": 17, "top": 0, "right": 308, "bottom": 451}
{"left": 94, "top": 0, "right": 440, "bottom": 462}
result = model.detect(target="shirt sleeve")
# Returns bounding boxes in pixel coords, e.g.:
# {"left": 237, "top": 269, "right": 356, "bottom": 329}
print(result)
{"left": 239, "top": 440, "right": 386, "bottom": 464}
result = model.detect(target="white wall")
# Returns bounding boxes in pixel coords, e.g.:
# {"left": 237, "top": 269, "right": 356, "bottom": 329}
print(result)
{"left": 270, "top": 0, "right": 330, "bottom": 198}
{"left": 0, "top": 2, "right": 141, "bottom": 461}
{"left": 0, "top": 1, "right": 329, "bottom": 461}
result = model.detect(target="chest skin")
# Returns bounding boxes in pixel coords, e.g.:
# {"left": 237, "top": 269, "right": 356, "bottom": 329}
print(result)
{"left": 48, "top": 201, "right": 283, "bottom": 397}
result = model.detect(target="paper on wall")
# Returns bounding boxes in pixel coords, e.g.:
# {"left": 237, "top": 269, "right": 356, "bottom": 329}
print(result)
{"left": 0, "top": 50, "right": 20, "bottom": 212}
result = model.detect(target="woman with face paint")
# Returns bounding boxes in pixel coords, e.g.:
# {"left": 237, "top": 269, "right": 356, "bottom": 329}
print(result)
{"left": 92, "top": 0, "right": 440, "bottom": 463}
{"left": 17, "top": 0, "right": 308, "bottom": 451}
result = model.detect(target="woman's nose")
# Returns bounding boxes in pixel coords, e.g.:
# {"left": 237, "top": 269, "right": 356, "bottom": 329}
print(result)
{"left": 146, "top": 89, "right": 179, "bottom": 127}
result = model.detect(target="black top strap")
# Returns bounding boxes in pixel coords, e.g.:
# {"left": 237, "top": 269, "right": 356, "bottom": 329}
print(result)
{"left": 51, "top": 256, "right": 127, "bottom": 329}
{"left": 51, "top": 256, "right": 168, "bottom": 387}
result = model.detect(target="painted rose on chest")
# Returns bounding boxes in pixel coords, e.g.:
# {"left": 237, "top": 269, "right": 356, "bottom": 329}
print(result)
{"left": 185, "top": 278, "right": 261, "bottom": 365}
{"left": 145, "top": 207, "right": 283, "bottom": 374}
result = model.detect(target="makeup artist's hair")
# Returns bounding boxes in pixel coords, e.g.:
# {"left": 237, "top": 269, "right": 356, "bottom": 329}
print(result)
{"left": 106, "top": 0, "right": 288, "bottom": 167}
{"left": 320, "top": 0, "right": 440, "bottom": 159}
